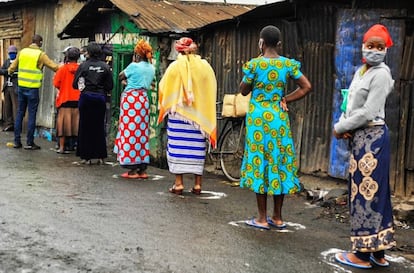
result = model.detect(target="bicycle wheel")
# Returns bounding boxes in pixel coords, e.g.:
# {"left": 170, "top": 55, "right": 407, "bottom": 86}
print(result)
{"left": 219, "top": 122, "right": 245, "bottom": 182}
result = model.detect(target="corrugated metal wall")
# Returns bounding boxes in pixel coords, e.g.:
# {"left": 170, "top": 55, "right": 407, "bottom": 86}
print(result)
{"left": 199, "top": 3, "right": 338, "bottom": 177}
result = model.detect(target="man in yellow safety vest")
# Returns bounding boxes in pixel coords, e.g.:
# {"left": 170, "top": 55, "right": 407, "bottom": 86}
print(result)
{"left": 8, "top": 34, "right": 59, "bottom": 150}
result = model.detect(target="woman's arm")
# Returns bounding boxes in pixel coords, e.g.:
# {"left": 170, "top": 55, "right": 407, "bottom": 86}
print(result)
{"left": 285, "top": 75, "right": 312, "bottom": 103}
{"left": 239, "top": 81, "right": 252, "bottom": 96}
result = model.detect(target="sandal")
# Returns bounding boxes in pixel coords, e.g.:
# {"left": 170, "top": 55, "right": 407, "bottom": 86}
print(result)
{"left": 138, "top": 173, "right": 149, "bottom": 179}
{"left": 191, "top": 188, "right": 202, "bottom": 195}
{"left": 169, "top": 185, "right": 183, "bottom": 195}
{"left": 120, "top": 172, "right": 140, "bottom": 179}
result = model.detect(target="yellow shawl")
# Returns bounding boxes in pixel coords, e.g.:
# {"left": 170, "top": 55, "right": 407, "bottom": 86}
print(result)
{"left": 158, "top": 54, "right": 217, "bottom": 148}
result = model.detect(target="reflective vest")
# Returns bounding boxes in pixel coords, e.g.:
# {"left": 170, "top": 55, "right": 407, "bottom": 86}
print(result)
{"left": 18, "top": 47, "right": 43, "bottom": 88}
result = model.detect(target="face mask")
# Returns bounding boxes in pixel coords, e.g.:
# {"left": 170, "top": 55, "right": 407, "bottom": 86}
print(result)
{"left": 8, "top": 53, "right": 17, "bottom": 60}
{"left": 362, "top": 49, "right": 386, "bottom": 66}
{"left": 79, "top": 54, "right": 86, "bottom": 62}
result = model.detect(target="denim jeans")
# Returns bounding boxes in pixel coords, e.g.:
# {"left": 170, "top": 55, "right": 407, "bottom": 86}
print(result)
{"left": 14, "top": 86, "right": 39, "bottom": 145}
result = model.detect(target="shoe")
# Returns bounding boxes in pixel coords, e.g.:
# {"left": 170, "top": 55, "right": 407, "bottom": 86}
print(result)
{"left": 335, "top": 252, "right": 372, "bottom": 269}
{"left": 80, "top": 159, "right": 92, "bottom": 165}
{"left": 245, "top": 218, "right": 270, "bottom": 230}
{"left": 370, "top": 256, "right": 389, "bottom": 267}
{"left": 56, "top": 150, "right": 70, "bottom": 154}
{"left": 24, "top": 143, "right": 41, "bottom": 150}
{"left": 120, "top": 172, "right": 140, "bottom": 179}
{"left": 2, "top": 126, "right": 14, "bottom": 132}
{"left": 97, "top": 159, "right": 104, "bottom": 165}
{"left": 191, "top": 188, "right": 202, "bottom": 195}
{"left": 13, "top": 142, "right": 22, "bottom": 149}
{"left": 169, "top": 185, "right": 183, "bottom": 195}
{"left": 266, "top": 216, "right": 286, "bottom": 229}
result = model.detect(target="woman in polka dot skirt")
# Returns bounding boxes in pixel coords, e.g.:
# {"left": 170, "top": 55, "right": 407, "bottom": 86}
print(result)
{"left": 114, "top": 39, "right": 155, "bottom": 179}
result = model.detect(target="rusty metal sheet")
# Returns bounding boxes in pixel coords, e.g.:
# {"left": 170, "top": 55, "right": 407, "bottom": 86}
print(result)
{"left": 110, "top": 0, "right": 253, "bottom": 34}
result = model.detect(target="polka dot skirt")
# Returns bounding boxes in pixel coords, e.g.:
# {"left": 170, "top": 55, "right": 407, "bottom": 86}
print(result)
{"left": 114, "top": 89, "right": 150, "bottom": 165}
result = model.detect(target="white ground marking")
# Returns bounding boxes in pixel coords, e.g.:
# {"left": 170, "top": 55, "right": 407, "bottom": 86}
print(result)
{"left": 151, "top": 175, "right": 165, "bottom": 181}
{"left": 113, "top": 174, "right": 165, "bottom": 180}
{"left": 196, "top": 190, "right": 227, "bottom": 199}
{"left": 228, "top": 220, "right": 306, "bottom": 232}
{"left": 156, "top": 190, "right": 227, "bottom": 200}
{"left": 321, "top": 248, "right": 352, "bottom": 273}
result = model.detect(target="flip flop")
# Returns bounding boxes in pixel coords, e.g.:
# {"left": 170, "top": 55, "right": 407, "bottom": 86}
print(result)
{"left": 370, "top": 256, "right": 390, "bottom": 267}
{"left": 138, "top": 173, "right": 149, "bottom": 179}
{"left": 169, "top": 185, "right": 183, "bottom": 195}
{"left": 120, "top": 172, "right": 140, "bottom": 179}
{"left": 266, "top": 216, "right": 286, "bottom": 229}
{"left": 191, "top": 188, "right": 201, "bottom": 195}
{"left": 335, "top": 252, "right": 372, "bottom": 269}
{"left": 245, "top": 218, "right": 270, "bottom": 230}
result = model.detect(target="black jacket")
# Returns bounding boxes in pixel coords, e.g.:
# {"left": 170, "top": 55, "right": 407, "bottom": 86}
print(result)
{"left": 72, "top": 58, "right": 113, "bottom": 96}
{"left": 0, "top": 59, "right": 18, "bottom": 92}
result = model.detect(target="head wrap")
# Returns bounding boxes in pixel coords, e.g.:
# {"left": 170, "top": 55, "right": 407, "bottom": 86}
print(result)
{"left": 134, "top": 39, "right": 153, "bottom": 62}
{"left": 175, "top": 37, "right": 197, "bottom": 54}
{"left": 363, "top": 24, "right": 393, "bottom": 48}
{"left": 8, "top": 45, "right": 17, "bottom": 53}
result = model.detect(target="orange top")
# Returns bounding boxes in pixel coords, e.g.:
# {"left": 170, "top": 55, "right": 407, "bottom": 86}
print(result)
{"left": 53, "top": 62, "right": 80, "bottom": 108}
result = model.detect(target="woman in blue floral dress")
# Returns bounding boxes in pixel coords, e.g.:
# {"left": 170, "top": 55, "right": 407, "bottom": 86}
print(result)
{"left": 239, "top": 25, "right": 311, "bottom": 230}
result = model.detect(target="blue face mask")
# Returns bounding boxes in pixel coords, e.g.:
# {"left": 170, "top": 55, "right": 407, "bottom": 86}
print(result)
{"left": 8, "top": 52, "right": 17, "bottom": 60}
{"left": 362, "top": 49, "right": 386, "bottom": 66}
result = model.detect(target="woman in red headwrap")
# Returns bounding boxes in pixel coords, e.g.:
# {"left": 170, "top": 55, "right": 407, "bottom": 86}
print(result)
{"left": 158, "top": 37, "right": 217, "bottom": 195}
{"left": 114, "top": 39, "right": 155, "bottom": 179}
{"left": 333, "top": 24, "right": 396, "bottom": 269}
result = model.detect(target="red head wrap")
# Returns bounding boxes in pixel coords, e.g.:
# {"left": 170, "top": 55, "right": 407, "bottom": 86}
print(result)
{"left": 175, "top": 37, "right": 197, "bottom": 54}
{"left": 363, "top": 24, "right": 393, "bottom": 48}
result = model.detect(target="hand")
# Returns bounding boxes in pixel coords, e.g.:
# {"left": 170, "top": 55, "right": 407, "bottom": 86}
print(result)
{"left": 280, "top": 97, "right": 289, "bottom": 111}
{"left": 333, "top": 129, "right": 352, "bottom": 139}
{"left": 121, "top": 79, "right": 127, "bottom": 86}
{"left": 333, "top": 129, "right": 342, "bottom": 139}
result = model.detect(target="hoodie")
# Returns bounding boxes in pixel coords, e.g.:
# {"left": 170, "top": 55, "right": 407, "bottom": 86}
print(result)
{"left": 334, "top": 62, "right": 394, "bottom": 134}
{"left": 54, "top": 62, "right": 80, "bottom": 108}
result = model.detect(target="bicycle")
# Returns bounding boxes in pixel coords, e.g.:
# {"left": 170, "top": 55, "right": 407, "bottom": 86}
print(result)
{"left": 207, "top": 102, "right": 246, "bottom": 182}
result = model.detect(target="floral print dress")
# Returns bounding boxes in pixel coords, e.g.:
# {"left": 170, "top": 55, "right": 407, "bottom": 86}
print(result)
{"left": 240, "top": 56, "right": 302, "bottom": 195}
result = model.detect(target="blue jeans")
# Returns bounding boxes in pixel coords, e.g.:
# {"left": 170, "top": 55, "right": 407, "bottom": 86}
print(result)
{"left": 14, "top": 87, "right": 39, "bottom": 145}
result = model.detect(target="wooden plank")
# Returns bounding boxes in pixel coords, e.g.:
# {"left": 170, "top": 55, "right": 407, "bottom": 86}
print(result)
{"left": 22, "top": 8, "right": 35, "bottom": 47}
{"left": 394, "top": 82, "right": 409, "bottom": 197}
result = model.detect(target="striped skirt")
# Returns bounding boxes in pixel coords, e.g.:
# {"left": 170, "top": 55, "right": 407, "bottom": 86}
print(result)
{"left": 349, "top": 125, "right": 396, "bottom": 252}
{"left": 167, "top": 114, "right": 206, "bottom": 175}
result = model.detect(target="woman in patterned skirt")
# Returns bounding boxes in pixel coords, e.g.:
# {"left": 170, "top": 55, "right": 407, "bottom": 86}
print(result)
{"left": 334, "top": 24, "right": 396, "bottom": 269}
{"left": 239, "top": 25, "right": 311, "bottom": 230}
{"left": 114, "top": 39, "right": 155, "bottom": 179}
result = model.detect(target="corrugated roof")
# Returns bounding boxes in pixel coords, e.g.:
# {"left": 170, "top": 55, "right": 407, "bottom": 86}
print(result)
{"left": 58, "top": 0, "right": 253, "bottom": 39}
{"left": 110, "top": 0, "right": 252, "bottom": 33}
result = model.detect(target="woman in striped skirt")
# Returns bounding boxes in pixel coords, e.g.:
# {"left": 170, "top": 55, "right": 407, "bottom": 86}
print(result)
{"left": 158, "top": 37, "right": 217, "bottom": 195}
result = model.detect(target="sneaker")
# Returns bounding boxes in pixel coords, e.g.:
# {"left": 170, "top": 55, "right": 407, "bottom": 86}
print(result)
{"left": 13, "top": 142, "right": 22, "bottom": 149}
{"left": 24, "top": 143, "right": 41, "bottom": 150}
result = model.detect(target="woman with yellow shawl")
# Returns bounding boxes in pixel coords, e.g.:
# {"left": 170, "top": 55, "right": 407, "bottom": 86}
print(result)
{"left": 158, "top": 37, "right": 217, "bottom": 195}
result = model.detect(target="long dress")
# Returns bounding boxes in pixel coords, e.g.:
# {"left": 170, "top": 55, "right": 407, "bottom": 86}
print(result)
{"left": 239, "top": 56, "right": 303, "bottom": 195}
